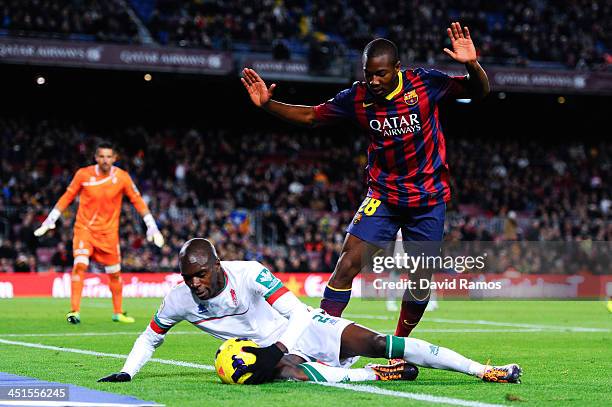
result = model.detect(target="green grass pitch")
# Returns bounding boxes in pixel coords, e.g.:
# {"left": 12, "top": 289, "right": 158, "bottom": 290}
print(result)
{"left": 0, "top": 297, "right": 610, "bottom": 406}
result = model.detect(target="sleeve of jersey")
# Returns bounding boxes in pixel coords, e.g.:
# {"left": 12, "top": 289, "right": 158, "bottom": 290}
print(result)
{"left": 149, "top": 312, "right": 176, "bottom": 335}
{"left": 249, "top": 264, "right": 312, "bottom": 350}
{"left": 123, "top": 173, "right": 149, "bottom": 216}
{"left": 55, "top": 170, "right": 83, "bottom": 210}
{"left": 421, "top": 68, "right": 469, "bottom": 101}
{"left": 120, "top": 325, "right": 166, "bottom": 378}
{"left": 271, "top": 291, "right": 312, "bottom": 351}
{"left": 313, "top": 87, "right": 354, "bottom": 124}
{"left": 121, "top": 296, "right": 181, "bottom": 377}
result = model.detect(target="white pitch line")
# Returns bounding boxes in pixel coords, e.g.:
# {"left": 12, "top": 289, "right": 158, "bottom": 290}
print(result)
{"left": 425, "top": 318, "right": 611, "bottom": 333}
{"left": 0, "top": 339, "right": 504, "bottom": 407}
{"left": 0, "top": 332, "right": 201, "bottom": 338}
{"left": 380, "top": 328, "right": 547, "bottom": 334}
{"left": 0, "top": 401, "right": 160, "bottom": 407}
{"left": 344, "top": 314, "right": 611, "bottom": 332}
{"left": 315, "top": 383, "right": 505, "bottom": 407}
{"left": 0, "top": 339, "right": 213, "bottom": 370}
{"left": 0, "top": 328, "right": 549, "bottom": 338}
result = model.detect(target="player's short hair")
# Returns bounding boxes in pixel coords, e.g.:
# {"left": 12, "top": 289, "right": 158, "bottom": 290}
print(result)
{"left": 363, "top": 38, "right": 399, "bottom": 65}
{"left": 95, "top": 140, "right": 115, "bottom": 153}
{"left": 179, "top": 238, "right": 219, "bottom": 271}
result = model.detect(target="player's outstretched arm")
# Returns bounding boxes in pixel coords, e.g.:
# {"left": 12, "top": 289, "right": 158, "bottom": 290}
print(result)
{"left": 241, "top": 68, "right": 317, "bottom": 126}
{"left": 443, "top": 22, "right": 490, "bottom": 100}
{"left": 98, "top": 326, "right": 166, "bottom": 382}
{"left": 35, "top": 169, "right": 85, "bottom": 237}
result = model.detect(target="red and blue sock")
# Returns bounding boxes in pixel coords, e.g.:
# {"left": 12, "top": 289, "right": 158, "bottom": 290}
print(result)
{"left": 320, "top": 285, "right": 352, "bottom": 317}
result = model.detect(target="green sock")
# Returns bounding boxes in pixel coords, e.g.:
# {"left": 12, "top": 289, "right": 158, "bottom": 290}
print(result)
{"left": 385, "top": 335, "right": 406, "bottom": 359}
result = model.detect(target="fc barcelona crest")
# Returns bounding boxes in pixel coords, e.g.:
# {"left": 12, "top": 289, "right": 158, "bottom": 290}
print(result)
{"left": 404, "top": 90, "right": 418, "bottom": 106}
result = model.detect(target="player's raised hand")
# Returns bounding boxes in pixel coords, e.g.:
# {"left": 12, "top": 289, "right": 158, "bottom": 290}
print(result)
{"left": 241, "top": 68, "right": 276, "bottom": 107}
{"left": 443, "top": 22, "right": 477, "bottom": 64}
{"left": 33, "top": 221, "right": 55, "bottom": 237}
{"left": 34, "top": 208, "right": 61, "bottom": 237}
{"left": 97, "top": 372, "right": 131, "bottom": 382}
{"left": 146, "top": 227, "right": 164, "bottom": 248}
{"left": 143, "top": 213, "right": 164, "bottom": 248}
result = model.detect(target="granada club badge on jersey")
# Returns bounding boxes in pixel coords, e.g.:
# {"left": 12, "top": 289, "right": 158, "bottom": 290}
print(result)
{"left": 404, "top": 90, "right": 418, "bottom": 106}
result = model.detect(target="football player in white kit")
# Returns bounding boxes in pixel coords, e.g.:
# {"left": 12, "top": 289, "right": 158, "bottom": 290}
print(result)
{"left": 98, "top": 238, "right": 521, "bottom": 384}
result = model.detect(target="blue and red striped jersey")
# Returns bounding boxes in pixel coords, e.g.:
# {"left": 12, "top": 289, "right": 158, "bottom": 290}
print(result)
{"left": 314, "top": 68, "right": 467, "bottom": 208}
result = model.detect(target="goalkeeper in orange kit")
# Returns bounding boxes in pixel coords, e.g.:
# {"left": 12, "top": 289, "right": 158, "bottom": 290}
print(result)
{"left": 34, "top": 141, "right": 164, "bottom": 324}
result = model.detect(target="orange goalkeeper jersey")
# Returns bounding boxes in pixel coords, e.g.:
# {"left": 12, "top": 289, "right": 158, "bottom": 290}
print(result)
{"left": 56, "top": 165, "right": 149, "bottom": 234}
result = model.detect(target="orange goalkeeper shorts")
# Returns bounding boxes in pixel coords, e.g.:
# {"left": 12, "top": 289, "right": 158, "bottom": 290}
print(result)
{"left": 72, "top": 227, "right": 121, "bottom": 272}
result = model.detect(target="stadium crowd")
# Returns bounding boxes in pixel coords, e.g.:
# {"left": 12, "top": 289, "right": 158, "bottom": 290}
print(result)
{"left": 147, "top": 0, "right": 611, "bottom": 68}
{"left": 1, "top": 117, "right": 610, "bottom": 273}
{"left": 0, "top": 0, "right": 139, "bottom": 43}
{"left": 1, "top": 0, "right": 610, "bottom": 68}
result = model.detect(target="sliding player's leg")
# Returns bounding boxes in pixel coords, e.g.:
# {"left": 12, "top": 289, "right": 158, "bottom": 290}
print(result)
{"left": 340, "top": 322, "right": 522, "bottom": 383}
{"left": 275, "top": 355, "right": 385, "bottom": 383}
{"left": 283, "top": 309, "right": 414, "bottom": 383}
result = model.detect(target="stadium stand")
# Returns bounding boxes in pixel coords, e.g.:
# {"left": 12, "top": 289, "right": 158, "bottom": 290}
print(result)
{"left": 0, "top": 0, "right": 139, "bottom": 42}
{"left": 0, "top": 117, "right": 609, "bottom": 272}
{"left": 0, "top": 0, "right": 609, "bottom": 68}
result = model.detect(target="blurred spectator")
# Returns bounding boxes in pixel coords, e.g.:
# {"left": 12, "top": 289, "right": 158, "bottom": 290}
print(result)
{"left": 50, "top": 242, "right": 71, "bottom": 270}
{"left": 1, "top": 1, "right": 609, "bottom": 68}
{"left": 144, "top": 0, "right": 610, "bottom": 69}
{"left": 0, "top": 0, "right": 140, "bottom": 43}
{"left": 0, "top": 116, "right": 609, "bottom": 273}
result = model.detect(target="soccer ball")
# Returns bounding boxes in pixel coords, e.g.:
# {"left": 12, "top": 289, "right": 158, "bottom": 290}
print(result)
{"left": 214, "top": 338, "right": 259, "bottom": 384}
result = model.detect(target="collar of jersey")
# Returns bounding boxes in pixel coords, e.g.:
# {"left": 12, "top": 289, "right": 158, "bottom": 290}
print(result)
{"left": 384, "top": 71, "right": 403, "bottom": 100}
{"left": 364, "top": 71, "right": 403, "bottom": 104}
{"left": 204, "top": 268, "right": 228, "bottom": 301}
{"left": 94, "top": 165, "right": 116, "bottom": 177}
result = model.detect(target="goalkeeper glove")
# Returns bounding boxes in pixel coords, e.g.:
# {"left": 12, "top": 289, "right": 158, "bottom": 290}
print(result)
{"left": 97, "top": 372, "right": 131, "bottom": 382}
{"left": 143, "top": 214, "right": 164, "bottom": 248}
{"left": 242, "top": 343, "right": 284, "bottom": 384}
{"left": 34, "top": 208, "right": 61, "bottom": 237}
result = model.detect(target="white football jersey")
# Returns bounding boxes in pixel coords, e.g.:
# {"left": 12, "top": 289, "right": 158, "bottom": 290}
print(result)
{"left": 150, "top": 261, "right": 290, "bottom": 347}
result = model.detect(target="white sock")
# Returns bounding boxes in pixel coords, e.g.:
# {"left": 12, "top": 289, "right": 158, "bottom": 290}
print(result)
{"left": 403, "top": 337, "right": 484, "bottom": 377}
{"left": 386, "top": 335, "right": 484, "bottom": 377}
{"left": 299, "top": 362, "right": 377, "bottom": 382}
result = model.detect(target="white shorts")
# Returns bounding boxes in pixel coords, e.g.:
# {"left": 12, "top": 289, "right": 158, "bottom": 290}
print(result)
{"left": 289, "top": 311, "right": 359, "bottom": 368}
